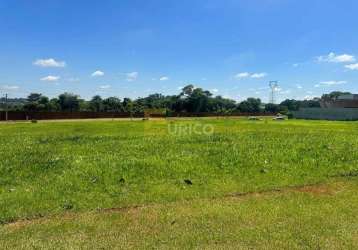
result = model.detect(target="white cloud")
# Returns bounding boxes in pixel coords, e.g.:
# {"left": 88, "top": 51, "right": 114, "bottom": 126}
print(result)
{"left": 292, "top": 63, "right": 299, "bottom": 67}
{"left": 211, "top": 88, "right": 219, "bottom": 93}
{"left": 296, "top": 84, "right": 303, "bottom": 89}
{"left": 345, "top": 63, "right": 358, "bottom": 70}
{"left": 41, "top": 75, "right": 60, "bottom": 82}
{"left": 92, "top": 70, "right": 104, "bottom": 77}
{"left": 251, "top": 72, "right": 267, "bottom": 78}
{"left": 317, "top": 52, "right": 355, "bottom": 63}
{"left": 279, "top": 89, "right": 291, "bottom": 94}
{"left": 235, "top": 72, "right": 267, "bottom": 79}
{"left": 126, "top": 72, "right": 138, "bottom": 82}
{"left": 159, "top": 76, "right": 169, "bottom": 81}
{"left": 333, "top": 54, "right": 355, "bottom": 63}
{"left": 33, "top": 58, "right": 66, "bottom": 68}
{"left": 304, "top": 95, "right": 314, "bottom": 100}
{"left": 235, "top": 72, "right": 250, "bottom": 79}
{"left": 315, "top": 80, "right": 347, "bottom": 87}
{"left": 67, "top": 77, "right": 80, "bottom": 82}
{"left": 99, "top": 84, "right": 111, "bottom": 89}
{"left": 320, "top": 80, "right": 347, "bottom": 85}
{"left": 1, "top": 85, "right": 19, "bottom": 90}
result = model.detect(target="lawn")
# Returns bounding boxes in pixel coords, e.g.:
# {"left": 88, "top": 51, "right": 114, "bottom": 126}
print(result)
{"left": 1, "top": 177, "right": 357, "bottom": 249}
{"left": 1, "top": 118, "right": 358, "bottom": 248}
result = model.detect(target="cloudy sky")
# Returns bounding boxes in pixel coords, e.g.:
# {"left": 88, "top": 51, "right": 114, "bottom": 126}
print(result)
{"left": 0, "top": 0, "right": 358, "bottom": 102}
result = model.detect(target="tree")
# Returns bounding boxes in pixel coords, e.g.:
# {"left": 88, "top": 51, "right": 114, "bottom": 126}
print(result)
{"left": 48, "top": 98, "right": 61, "bottom": 111}
{"left": 23, "top": 93, "right": 43, "bottom": 111}
{"left": 58, "top": 93, "right": 80, "bottom": 112}
{"left": 3, "top": 85, "right": 332, "bottom": 114}
{"left": 89, "top": 95, "right": 103, "bottom": 112}
{"left": 238, "top": 98, "right": 262, "bottom": 113}
{"left": 27, "top": 93, "right": 42, "bottom": 103}
{"left": 264, "top": 103, "right": 280, "bottom": 113}
{"left": 122, "top": 98, "right": 133, "bottom": 113}
{"left": 177, "top": 85, "right": 214, "bottom": 112}
{"left": 187, "top": 88, "right": 212, "bottom": 112}
{"left": 140, "top": 93, "right": 168, "bottom": 109}
{"left": 300, "top": 99, "right": 320, "bottom": 108}
{"left": 102, "top": 97, "right": 123, "bottom": 112}
{"left": 280, "top": 99, "right": 300, "bottom": 111}
{"left": 321, "top": 91, "right": 351, "bottom": 101}
{"left": 180, "top": 85, "right": 195, "bottom": 97}
{"left": 210, "top": 96, "right": 236, "bottom": 113}
{"left": 36, "top": 96, "right": 50, "bottom": 111}
{"left": 280, "top": 99, "right": 320, "bottom": 111}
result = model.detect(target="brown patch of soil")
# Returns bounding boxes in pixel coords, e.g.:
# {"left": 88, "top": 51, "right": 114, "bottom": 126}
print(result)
{"left": 2, "top": 180, "right": 346, "bottom": 229}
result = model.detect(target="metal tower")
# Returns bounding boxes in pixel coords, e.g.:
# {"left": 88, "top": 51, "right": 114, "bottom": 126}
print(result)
{"left": 269, "top": 81, "right": 279, "bottom": 104}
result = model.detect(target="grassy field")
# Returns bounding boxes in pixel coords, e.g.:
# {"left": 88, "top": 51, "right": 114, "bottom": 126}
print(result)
{"left": 1, "top": 177, "right": 357, "bottom": 249}
{"left": 1, "top": 118, "right": 358, "bottom": 248}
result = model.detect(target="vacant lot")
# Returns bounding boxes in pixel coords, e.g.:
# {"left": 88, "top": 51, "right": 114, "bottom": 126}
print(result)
{"left": 1, "top": 118, "right": 358, "bottom": 249}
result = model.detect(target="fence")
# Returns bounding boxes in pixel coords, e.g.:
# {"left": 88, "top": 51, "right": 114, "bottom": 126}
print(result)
{"left": 0, "top": 111, "right": 144, "bottom": 121}
{"left": 0, "top": 111, "right": 275, "bottom": 121}
{"left": 165, "top": 112, "right": 274, "bottom": 118}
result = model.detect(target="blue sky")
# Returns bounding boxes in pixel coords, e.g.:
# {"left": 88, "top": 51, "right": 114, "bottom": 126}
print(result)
{"left": 1, "top": 0, "right": 358, "bottom": 102}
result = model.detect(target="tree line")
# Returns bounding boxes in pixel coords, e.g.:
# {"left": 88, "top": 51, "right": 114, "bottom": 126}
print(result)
{"left": 0, "top": 84, "right": 332, "bottom": 114}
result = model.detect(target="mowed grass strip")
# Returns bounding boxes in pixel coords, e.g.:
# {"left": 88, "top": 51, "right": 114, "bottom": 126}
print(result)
{"left": 0, "top": 119, "right": 358, "bottom": 224}
{"left": 1, "top": 177, "right": 357, "bottom": 249}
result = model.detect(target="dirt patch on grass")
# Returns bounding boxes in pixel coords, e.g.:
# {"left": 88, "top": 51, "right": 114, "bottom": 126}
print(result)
{"left": 101, "top": 205, "right": 143, "bottom": 214}
{"left": 4, "top": 212, "right": 76, "bottom": 231}
{"left": 2, "top": 179, "right": 347, "bottom": 230}
{"left": 295, "top": 184, "right": 336, "bottom": 195}
{"left": 223, "top": 181, "right": 343, "bottom": 200}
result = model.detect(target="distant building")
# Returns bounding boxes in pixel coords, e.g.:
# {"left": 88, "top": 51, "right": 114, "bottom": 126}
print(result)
{"left": 320, "top": 94, "right": 358, "bottom": 108}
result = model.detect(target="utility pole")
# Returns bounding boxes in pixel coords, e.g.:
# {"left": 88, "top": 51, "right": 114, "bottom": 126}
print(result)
{"left": 5, "top": 93, "right": 8, "bottom": 121}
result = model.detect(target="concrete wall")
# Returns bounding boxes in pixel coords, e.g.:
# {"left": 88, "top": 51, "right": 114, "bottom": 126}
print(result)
{"left": 293, "top": 108, "right": 358, "bottom": 121}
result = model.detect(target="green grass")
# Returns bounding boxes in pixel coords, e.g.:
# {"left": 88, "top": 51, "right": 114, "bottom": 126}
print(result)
{"left": 1, "top": 177, "right": 357, "bottom": 249}
{"left": 1, "top": 118, "right": 358, "bottom": 248}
